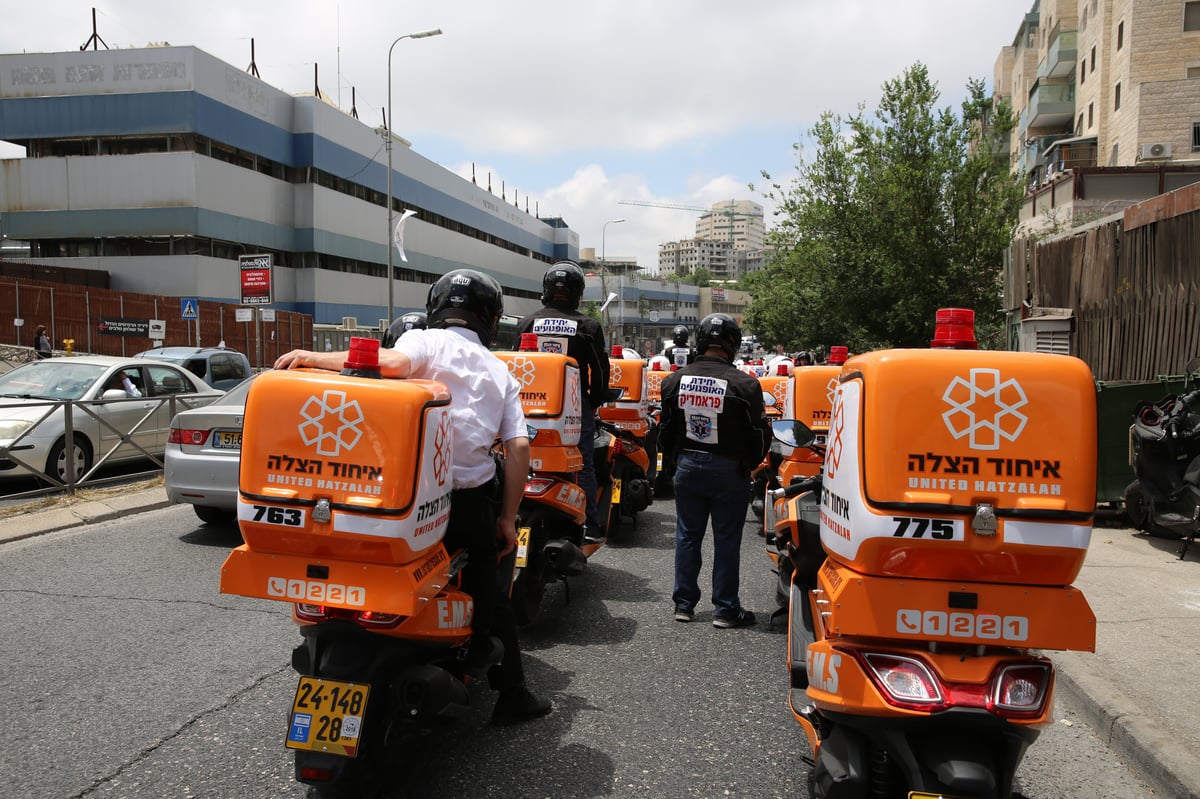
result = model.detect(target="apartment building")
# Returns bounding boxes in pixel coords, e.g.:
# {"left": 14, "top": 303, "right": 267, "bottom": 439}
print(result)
{"left": 693, "top": 200, "right": 766, "bottom": 252}
{"left": 656, "top": 199, "right": 767, "bottom": 280}
{"left": 996, "top": 0, "right": 1200, "bottom": 229}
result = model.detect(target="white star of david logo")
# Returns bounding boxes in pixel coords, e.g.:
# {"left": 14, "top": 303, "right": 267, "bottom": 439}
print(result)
{"left": 825, "top": 378, "right": 838, "bottom": 407}
{"left": 298, "top": 390, "right": 365, "bottom": 457}
{"left": 433, "top": 409, "right": 451, "bottom": 486}
{"left": 827, "top": 388, "right": 845, "bottom": 479}
{"left": 610, "top": 362, "right": 624, "bottom": 384}
{"left": 507, "top": 356, "right": 537, "bottom": 388}
{"left": 942, "top": 368, "right": 1029, "bottom": 450}
{"left": 772, "top": 381, "right": 788, "bottom": 404}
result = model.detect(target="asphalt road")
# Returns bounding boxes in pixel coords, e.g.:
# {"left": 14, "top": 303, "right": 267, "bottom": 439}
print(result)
{"left": 0, "top": 500, "right": 1157, "bottom": 799}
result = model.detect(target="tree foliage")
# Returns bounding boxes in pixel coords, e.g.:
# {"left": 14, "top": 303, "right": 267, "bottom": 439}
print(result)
{"left": 744, "top": 64, "right": 1022, "bottom": 351}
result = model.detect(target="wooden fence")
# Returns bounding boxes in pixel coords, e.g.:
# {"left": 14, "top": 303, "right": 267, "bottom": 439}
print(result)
{"left": 0, "top": 276, "right": 312, "bottom": 369}
{"left": 1007, "top": 185, "right": 1200, "bottom": 383}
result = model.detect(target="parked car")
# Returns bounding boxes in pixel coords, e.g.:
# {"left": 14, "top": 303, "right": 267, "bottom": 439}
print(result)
{"left": 0, "top": 356, "right": 225, "bottom": 484}
{"left": 134, "top": 346, "right": 252, "bottom": 391}
{"left": 164, "top": 373, "right": 257, "bottom": 525}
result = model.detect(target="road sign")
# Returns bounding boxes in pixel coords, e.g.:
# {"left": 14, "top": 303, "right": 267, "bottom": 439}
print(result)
{"left": 149, "top": 319, "right": 166, "bottom": 339}
{"left": 181, "top": 298, "right": 199, "bottom": 319}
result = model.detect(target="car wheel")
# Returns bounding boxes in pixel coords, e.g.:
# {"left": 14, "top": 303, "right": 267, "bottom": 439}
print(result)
{"left": 44, "top": 435, "right": 93, "bottom": 485}
{"left": 193, "top": 505, "right": 237, "bottom": 526}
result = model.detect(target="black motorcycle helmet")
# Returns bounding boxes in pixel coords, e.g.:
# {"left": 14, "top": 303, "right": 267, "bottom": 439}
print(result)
{"left": 671, "top": 325, "right": 690, "bottom": 346}
{"left": 381, "top": 311, "right": 428, "bottom": 348}
{"left": 695, "top": 313, "right": 742, "bottom": 360}
{"left": 426, "top": 269, "right": 505, "bottom": 347}
{"left": 541, "top": 260, "right": 585, "bottom": 308}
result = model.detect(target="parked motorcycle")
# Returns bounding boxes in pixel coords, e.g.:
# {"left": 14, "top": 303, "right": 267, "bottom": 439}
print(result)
{"left": 1123, "top": 357, "right": 1200, "bottom": 558}
{"left": 496, "top": 343, "right": 592, "bottom": 625}
{"left": 780, "top": 346, "right": 1098, "bottom": 799}
{"left": 219, "top": 338, "right": 496, "bottom": 797}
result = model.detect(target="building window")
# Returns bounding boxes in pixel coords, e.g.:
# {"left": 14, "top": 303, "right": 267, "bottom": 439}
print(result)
{"left": 1091, "top": 46, "right": 1096, "bottom": 71}
{"left": 1187, "top": 1, "right": 1200, "bottom": 30}
{"left": 1115, "top": 83, "right": 1122, "bottom": 110}
{"left": 1189, "top": 66, "right": 1200, "bottom": 78}
{"left": 1117, "top": 21, "right": 1125, "bottom": 49}
{"left": 1088, "top": 102, "right": 1094, "bottom": 128}
{"left": 1077, "top": 113, "right": 1085, "bottom": 134}
{"left": 1111, "top": 143, "right": 1119, "bottom": 165}
{"left": 1193, "top": 122, "right": 1200, "bottom": 152}
{"left": 1081, "top": 59, "right": 1087, "bottom": 82}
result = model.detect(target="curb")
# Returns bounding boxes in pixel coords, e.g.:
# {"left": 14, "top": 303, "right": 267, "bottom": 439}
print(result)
{"left": 0, "top": 485, "right": 173, "bottom": 546}
{"left": 1055, "top": 652, "right": 1200, "bottom": 799}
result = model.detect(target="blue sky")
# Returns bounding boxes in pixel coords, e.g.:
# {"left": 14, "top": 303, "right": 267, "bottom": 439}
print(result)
{"left": 0, "top": 0, "right": 1035, "bottom": 269}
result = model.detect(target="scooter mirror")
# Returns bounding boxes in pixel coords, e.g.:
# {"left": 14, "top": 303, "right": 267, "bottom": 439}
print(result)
{"left": 770, "top": 419, "right": 816, "bottom": 449}
{"left": 526, "top": 423, "right": 539, "bottom": 442}
{"left": 604, "top": 387, "right": 624, "bottom": 403}
{"left": 762, "top": 391, "right": 776, "bottom": 408}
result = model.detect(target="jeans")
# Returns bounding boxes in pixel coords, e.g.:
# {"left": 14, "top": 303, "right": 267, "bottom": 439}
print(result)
{"left": 578, "top": 397, "right": 601, "bottom": 535}
{"left": 672, "top": 451, "right": 751, "bottom": 616}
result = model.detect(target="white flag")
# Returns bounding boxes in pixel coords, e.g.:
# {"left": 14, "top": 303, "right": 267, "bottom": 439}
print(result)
{"left": 393, "top": 209, "right": 417, "bottom": 262}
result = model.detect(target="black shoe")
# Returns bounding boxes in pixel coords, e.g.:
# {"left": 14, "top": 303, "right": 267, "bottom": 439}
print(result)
{"left": 673, "top": 606, "right": 694, "bottom": 623}
{"left": 462, "top": 636, "right": 504, "bottom": 677}
{"left": 491, "top": 686, "right": 552, "bottom": 726}
{"left": 713, "top": 609, "right": 756, "bottom": 629}
{"left": 583, "top": 526, "right": 606, "bottom": 545}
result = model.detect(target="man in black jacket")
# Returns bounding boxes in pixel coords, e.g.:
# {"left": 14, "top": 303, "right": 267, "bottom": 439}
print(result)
{"left": 517, "top": 261, "right": 611, "bottom": 543}
{"left": 660, "top": 313, "right": 770, "bottom": 628}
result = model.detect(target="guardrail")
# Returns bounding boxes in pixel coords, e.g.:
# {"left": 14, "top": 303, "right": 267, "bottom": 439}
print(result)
{"left": 0, "top": 393, "right": 212, "bottom": 501}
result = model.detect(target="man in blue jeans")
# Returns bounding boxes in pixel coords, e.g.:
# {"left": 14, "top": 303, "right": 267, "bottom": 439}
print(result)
{"left": 659, "top": 314, "right": 771, "bottom": 628}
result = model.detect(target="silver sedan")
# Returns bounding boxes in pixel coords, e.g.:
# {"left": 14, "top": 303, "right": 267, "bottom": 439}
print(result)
{"left": 0, "top": 356, "right": 224, "bottom": 484}
{"left": 164, "top": 373, "right": 257, "bottom": 525}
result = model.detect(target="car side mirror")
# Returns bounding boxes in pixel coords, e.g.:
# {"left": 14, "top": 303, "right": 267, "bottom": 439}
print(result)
{"left": 101, "top": 389, "right": 128, "bottom": 400}
{"left": 770, "top": 419, "right": 816, "bottom": 448}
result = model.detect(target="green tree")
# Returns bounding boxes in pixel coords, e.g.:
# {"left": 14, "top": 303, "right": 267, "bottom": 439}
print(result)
{"left": 745, "top": 65, "right": 1022, "bottom": 351}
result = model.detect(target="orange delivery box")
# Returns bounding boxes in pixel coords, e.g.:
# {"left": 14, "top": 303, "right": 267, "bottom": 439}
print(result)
{"left": 494, "top": 350, "right": 583, "bottom": 474}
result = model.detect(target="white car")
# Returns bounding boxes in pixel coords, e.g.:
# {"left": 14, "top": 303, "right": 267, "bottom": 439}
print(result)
{"left": 164, "top": 373, "right": 257, "bottom": 525}
{"left": 0, "top": 356, "right": 225, "bottom": 484}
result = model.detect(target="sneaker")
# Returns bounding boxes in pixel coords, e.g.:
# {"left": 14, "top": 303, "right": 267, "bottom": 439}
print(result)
{"left": 491, "top": 686, "right": 552, "bottom": 726}
{"left": 583, "top": 526, "right": 606, "bottom": 545}
{"left": 713, "top": 609, "right": 756, "bottom": 629}
{"left": 673, "top": 606, "right": 694, "bottom": 623}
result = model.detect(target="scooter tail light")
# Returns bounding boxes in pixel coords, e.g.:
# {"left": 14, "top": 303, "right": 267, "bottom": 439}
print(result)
{"left": 299, "top": 766, "right": 334, "bottom": 782}
{"left": 991, "top": 663, "right": 1052, "bottom": 716}
{"left": 525, "top": 477, "right": 556, "bottom": 496}
{"left": 862, "top": 652, "right": 944, "bottom": 706}
{"left": 356, "top": 610, "right": 406, "bottom": 629}
{"left": 609, "top": 436, "right": 627, "bottom": 457}
{"left": 294, "top": 603, "right": 328, "bottom": 621}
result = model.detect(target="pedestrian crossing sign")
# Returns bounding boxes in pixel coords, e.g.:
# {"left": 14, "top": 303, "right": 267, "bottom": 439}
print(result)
{"left": 181, "top": 298, "right": 198, "bottom": 319}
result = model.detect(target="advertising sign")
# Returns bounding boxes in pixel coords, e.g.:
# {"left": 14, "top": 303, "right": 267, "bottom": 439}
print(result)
{"left": 97, "top": 318, "right": 150, "bottom": 337}
{"left": 240, "top": 254, "right": 273, "bottom": 305}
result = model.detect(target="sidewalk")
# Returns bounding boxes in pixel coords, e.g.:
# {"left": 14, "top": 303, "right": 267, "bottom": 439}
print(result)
{"left": 1, "top": 487, "right": 1197, "bottom": 796}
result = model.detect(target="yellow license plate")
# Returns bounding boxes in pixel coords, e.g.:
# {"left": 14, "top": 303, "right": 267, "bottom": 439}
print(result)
{"left": 611, "top": 479, "right": 622, "bottom": 504}
{"left": 286, "top": 676, "right": 369, "bottom": 757}
{"left": 213, "top": 431, "right": 242, "bottom": 449}
{"left": 656, "top": 452, "right": 663, "bottom": 469}
{"left": 516, "top": 525, "right": 531, "bottom": 568}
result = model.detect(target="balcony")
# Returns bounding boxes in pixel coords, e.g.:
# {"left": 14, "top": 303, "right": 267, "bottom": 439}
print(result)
{"left": 1037, "top": 29, "right": 1077, "bottom": 79}
{"left": 1026, "top": 80, "right": 1075, "bottom": 129}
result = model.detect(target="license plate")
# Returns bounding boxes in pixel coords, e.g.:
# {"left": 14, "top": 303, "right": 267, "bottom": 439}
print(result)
{"left": 611, "top": 479, "right": 622, "bottom": 504}
{"left": 213, "top": 431, "right": 242, "bottom": 450}
{"left": 908, "top": 793, "right": 969, "bottom": 799}
{"left": 516, "top": 525, "right": 531, "bottom": 568}
{"left": 285, "top": 676, "right": 369, "bottom": 757}
{"left": 657, "top": 452, "right": 663, "bottom": 469}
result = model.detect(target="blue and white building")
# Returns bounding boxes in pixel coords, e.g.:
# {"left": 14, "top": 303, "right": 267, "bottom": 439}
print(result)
{"left": 0, "top": 46, "right": 577, "bottom": 326}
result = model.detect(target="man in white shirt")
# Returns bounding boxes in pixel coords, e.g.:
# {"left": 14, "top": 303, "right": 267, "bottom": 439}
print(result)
{"left": 275, "top": 268, "right": 550, "bottom": 725}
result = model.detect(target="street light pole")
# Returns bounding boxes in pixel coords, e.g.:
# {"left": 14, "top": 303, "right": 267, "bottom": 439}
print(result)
{"left": 601, "top": 217, "right": 624, "bottom": 343}
{"left": 386, "top": 28, "right": 442, "bottom": 327}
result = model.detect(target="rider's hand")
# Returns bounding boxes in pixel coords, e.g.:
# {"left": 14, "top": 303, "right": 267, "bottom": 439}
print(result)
{"left": 274, "top": 350, "right": 313, "bottom": 370}
{"left": 496, "top": 515, "right": 517, "bottom": 559}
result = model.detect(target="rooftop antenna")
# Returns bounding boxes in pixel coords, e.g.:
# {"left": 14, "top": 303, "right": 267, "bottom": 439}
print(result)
{"left": 80, "top": 7, "right": 108, "bottom": 51}
{"left": 246, "top": 38, "right": 260, "bottom": 77}
{"left": 471, "top": 163, "right": 476, "bottom": 185}
{"left": 350, "top": 86, "right": 358, "bottom": 119}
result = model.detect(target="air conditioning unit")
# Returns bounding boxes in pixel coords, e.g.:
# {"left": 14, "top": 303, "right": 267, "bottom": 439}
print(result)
{"left": 341, "top": 316, "right": 357, "bottom": 330}
{"left": 1140, "top": 142, "right": 1173, "bottom": 160}
{"left": 378, "top": 319, "right": 389, "bottom": 331}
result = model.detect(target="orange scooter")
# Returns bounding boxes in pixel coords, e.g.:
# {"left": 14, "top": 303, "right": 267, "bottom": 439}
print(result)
{"left": 219, "top": 339, "right": 493, "bottom": 796}
{"left": 598, "top": 346, "right": 655, "bottom": 530}
{"left": 495, "top": 340, "right": 597, "bottom": 625}
{"left": 776, "top": 345, "right": 1098, "bottom": 798}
